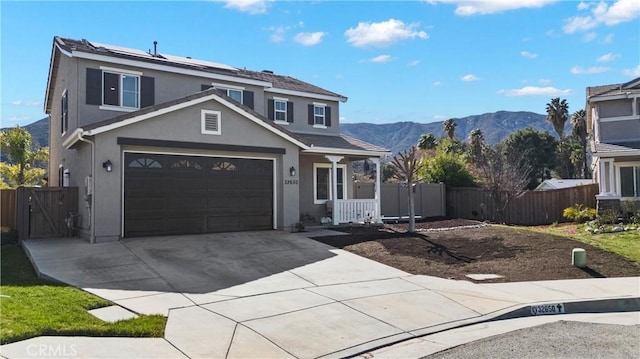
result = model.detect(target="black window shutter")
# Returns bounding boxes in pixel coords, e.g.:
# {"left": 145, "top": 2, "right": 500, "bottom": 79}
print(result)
{"left": 287, "top": 101, "right": 294, "bottom": 123}
{"left": 201, "top": 84, "right": 213, "bottom": 91}
{"left": 216, "top": 88, "right": 227, "bottom": 96}
{"left": 244, "top": 91, "right": 254, "bottom": 109}
{"left": 103, "top": 72, "right": 120, "bottom": 106}
{"left": 140, "top": 76, "right": 155, "bottom": 108}
{"left": 267, "top": 99, "right": 274, "bottom": 121}
{"left": 325, "top": 106, "right": 332, "bottom": 127}
{"left": 308, "top": 104, "right": 314, "bottom": 125}
{"left": 86, "top": 68, "right": 102, "bottom": 105}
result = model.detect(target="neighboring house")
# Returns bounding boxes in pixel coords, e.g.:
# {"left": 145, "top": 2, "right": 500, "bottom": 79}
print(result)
{"left": 534, "top": 179, "right": 593, "bottom": 191}
{"left": 45, "top": 37, "right": 389, "bottom": 242}
{"left": 586, "top": 77, "right": 640, "bottom": 213}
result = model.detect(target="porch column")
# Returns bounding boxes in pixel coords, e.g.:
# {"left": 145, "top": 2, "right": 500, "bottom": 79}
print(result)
{"left": 608, "top": 160, "right": 615, "bottom": 195}
{"left": 369, "top": 157, "right": 382, "bottom": 223}
{"left": 599, "top": 160, "right": 606, "bottom": 193}
{"left": 325, "top": 155, "right": 343, "bottom": 225}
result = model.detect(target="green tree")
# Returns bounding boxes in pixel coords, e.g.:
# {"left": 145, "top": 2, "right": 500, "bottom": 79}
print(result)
{"left": 0, "top": 126, "right": 49, "bottom": 187}
{"left": 443, "top": 118, "right": 457, "bottom": 139}
{"left": 555, "top": 138, "right": 583, "bottom": 179}
{"left": 437, "top": 136, "right": 466, "bottom": 155}
{"left": 468, "top": 129, "right": 485, "bottom": 164}
{"left": 417, "top": 133, "right": 437, "bottom": 150}
{"left": 545, "top": 97, "right": 569, "bottom": 139}
{"left": 391, "top": 147, "right": 423, "bottom": 233}
{"left": 571, "top": 109, "right": 589, "bottom": 178}
{"left": 419, "top": 151, "right": 477, "bottom": 188}
{"left": 503, "top": 127, "right": 557, "bottom": 189}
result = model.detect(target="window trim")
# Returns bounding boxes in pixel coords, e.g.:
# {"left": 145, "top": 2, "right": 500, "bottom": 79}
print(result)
{"left": 313, "top": 163, "right": 347, "bottom": 204}
{"left": 274, "top": 99, "right": 288, "bottom": 124}
{"left": 616, "top": 161, "right": 640, "bottom": 198}
{"left": 201, "top": 109, "right": 222, "bottom": 135}
{"left": 61, "top": 89, "right": 68, "bottom": 135}
{"left": 313, "top": 103, "right": 326, "bottom": 128}
{"left": 100, "top": 67, "right": 141, "bottom": 110}
{"left": 226, "top": 88, "right": 243, "bottom": 104}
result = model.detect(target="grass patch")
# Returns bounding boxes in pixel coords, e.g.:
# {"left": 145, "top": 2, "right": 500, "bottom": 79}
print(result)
{"left": 0, "top": 244, "right": 166, "bottom": 344}
{"left": 518, "top": 224, "right": 640, "bottom": 264}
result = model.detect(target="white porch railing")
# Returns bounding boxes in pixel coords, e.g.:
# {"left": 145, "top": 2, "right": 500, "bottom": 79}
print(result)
{"left": 335, "top": 199, "right": 377, "bottom": 224}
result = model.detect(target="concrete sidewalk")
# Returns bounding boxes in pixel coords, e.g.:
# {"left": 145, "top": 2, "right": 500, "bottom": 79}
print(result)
{"left": 2, "top": 231, "right": 639, "bottom": 358}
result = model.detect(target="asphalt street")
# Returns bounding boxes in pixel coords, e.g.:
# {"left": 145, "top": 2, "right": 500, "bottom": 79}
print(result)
{"left": 426, "top": 320, "right": 640, "bottom": 359}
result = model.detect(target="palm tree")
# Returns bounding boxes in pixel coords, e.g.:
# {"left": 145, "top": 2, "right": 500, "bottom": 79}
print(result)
{"left": 443, "top": 118, "right": 457, "bottom": 139}
{"left": 571, "top": 109, "right": 588, "bottom": 178}
{"left": 545, "top": 97, "right": 569, "bottom": 139}
{"left": 417, "top": 133, "right": 437, "bottom": 150}
{"left": 0, "top": 126, "right": 49, "bottom": 187}
{"left": 468, "top": 129, "right": 484, "bottom": 164}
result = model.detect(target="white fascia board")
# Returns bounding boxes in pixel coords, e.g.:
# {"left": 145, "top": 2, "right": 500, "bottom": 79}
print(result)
{"left": 85, "top": 94, "right": 220, "bottom": 136}
{"left": 62, "top": 128, "right": 84, "bottom": 149}
{"left": 213, "top": 95, "right": 310, "bottom": 149}
{"left": 44, "top": 43, "right": 73, "bottom": 114}
{"left": 303, "top": 146, "right": 390, "bottom": 157}
{"left": 589, "top": 93, "right": 640, "bottom": 102}
{"left": 592, "top": 150, "right": 640, "bottom": 158}
{"left": 71, "top": 50, "right": 272, "bottom": 88}
{"left": 599, "top": 115, "right": 640, "bottom": 122}
{"left": 265, "top": 87, "right": 348, "bottom": 103}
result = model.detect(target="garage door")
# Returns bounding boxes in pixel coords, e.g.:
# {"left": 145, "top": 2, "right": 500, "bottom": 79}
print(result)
{"left": 124, "top": 153, "right": 274, "bottom": 237}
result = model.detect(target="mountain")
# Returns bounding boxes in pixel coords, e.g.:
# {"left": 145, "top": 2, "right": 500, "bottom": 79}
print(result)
{"left": 1, "top": 116, "right": 49, "bottom": 163}
{"left": 341, "top": 111, "right": 570, "bottom": 155}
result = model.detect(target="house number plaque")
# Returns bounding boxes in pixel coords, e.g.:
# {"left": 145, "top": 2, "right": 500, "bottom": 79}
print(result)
{"left": 284, "top": 179, "right": 299, "bottom": 185}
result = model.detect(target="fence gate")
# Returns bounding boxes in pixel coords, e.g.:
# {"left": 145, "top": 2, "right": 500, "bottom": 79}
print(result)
{"left": 16, "top": 187, "right": 79, "bottom": 240}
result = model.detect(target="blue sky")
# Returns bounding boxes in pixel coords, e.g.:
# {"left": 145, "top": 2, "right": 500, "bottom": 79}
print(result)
{"left": 1, "top": 0, "right": 639, "bottom": 128}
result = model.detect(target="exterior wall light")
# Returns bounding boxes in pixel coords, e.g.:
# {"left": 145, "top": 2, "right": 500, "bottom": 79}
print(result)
{"left": 102, "top": 160, "right": 113, "bottom": 172}
{"left": 289, "top": 166, "right": 296, "bottom": 177}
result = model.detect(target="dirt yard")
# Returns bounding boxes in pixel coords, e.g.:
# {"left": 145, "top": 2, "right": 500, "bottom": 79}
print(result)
{"left": 311, "top": 219, "right": 640, "bottom": 283}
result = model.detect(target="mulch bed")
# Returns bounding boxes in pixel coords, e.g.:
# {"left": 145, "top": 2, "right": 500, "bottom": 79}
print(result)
{"left": 312, "top": 220, "right": 640, "bottom": 283}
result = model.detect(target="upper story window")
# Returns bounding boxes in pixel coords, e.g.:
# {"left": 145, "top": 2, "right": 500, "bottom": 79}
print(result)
{"left": 61, "top": 90, "right": 68, "bottom": 134}
{"left": 275, "top": 100, "right": 287, "bottom": 122}
{"left": 308, "top": 103, "right": 332, "bottom": 128}
{"left": 268, "top": 98, "right": 293, "bottom": 124}
{"left": 86, "top": 67, "right": 154, "bottom": 111}
{"left": 227, "top": 89, "right": 242, "bottom": 103}
{"left": 201, "top": 83, "right": 254, "bottom": 110}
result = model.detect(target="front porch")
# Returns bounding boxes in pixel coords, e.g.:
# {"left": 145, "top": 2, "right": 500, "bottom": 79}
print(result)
{"left": 592, "top": 152, "right": 640, "bottom": 214}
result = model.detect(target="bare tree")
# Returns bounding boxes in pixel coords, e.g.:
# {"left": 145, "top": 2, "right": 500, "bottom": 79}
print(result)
{"left": 391, "top": 146, "right": 423, "bottom": 233}
{"left": 475, "top": 143, "right": 531, "bottom": 223}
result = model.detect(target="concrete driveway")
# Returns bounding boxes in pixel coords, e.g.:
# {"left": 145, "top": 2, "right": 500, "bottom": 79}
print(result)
{"left": 15, "top": 230, "right": 640, "bottom": 359}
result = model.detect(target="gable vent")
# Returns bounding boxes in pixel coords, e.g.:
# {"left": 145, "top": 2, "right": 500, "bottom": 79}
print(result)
{"left": 201, "top": 110, "right": 221, "bottom": 135}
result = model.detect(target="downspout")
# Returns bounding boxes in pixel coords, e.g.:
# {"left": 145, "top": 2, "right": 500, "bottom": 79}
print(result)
{"left": 75, "top": 131, "right": 96, "bottom": 243}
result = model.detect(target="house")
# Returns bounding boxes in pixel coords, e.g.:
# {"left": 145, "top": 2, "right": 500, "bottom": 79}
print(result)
{"left": 534, "top": 179, "right": 593, "bottom": 191}
{"left": 586, "top": 77, "right": 640, "bottom": 213}
{"left": 45, "top": 37, "right": 389, "bottom": 242}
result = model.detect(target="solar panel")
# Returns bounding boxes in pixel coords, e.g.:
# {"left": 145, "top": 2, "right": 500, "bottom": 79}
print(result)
{"left": 160, "top": 53, "right": 237, "bottom": 71}
{"left": 89, "top": 41, "right": 153, "bottom": 58}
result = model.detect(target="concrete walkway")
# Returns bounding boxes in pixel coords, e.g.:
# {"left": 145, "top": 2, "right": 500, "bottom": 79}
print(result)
{"left": 1, "top": 230, "right": 639, "bottom": 358}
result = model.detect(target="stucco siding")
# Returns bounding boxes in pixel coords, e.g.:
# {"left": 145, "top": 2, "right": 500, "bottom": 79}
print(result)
{"left": 264, "top": 93, "right": 340, "bottom": 135}
{"left": 599, "top": 120, "right": 640, "bottom": 143}
{"left": 298, "top": 154, "right": 352, "bottom": 222}
{"left": 598, "top": 99, "right": 633, "bottom": 118}
{"left": 90, "top": 98, "right": 299, "bottom": 240}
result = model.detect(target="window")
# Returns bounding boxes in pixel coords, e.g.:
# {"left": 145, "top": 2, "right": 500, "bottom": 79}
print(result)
{"left": 128, "top": 158, "right": 162, "bottom": 168}
{"left": 61, "top": 90, "right": 68, "bottom": 134}
{"left": 102, "top": 71, "right": 140, "bottom": 109}
{"left": 201, "top": 110, "right": 222, "bottom": 135}
{"left": 275, "top": 100, "right": 287, "bottom": 122}
{"left": 620, "top": 165, "right": 640, "bottom": 197}
{"left": 227, "top": 89, "right": 243, "bottom": 103}
{"left": 314, "top": 105, "right": 325, "bottom": 126}
{"left": 313, "top": 163, "right": 346, "bottom": 203}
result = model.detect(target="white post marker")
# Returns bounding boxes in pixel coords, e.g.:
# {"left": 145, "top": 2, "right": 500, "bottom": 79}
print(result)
{"left": 572, "top": 248, "right": 587, "bottom": 268}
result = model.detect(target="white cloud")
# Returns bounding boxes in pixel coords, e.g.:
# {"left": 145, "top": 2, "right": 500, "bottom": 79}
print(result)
{"left": 601, "top": 33, "right": 614, "bottom": 43}
{"left": 344, "top": 19, "right": 428, "bottom": 47}
{"left": 570, "top": 66, "right": 611, "bottom": 74}
{"left": 294, "top": 32, "right": 326, "bottom": 46}
{"left": 563, "top": 0, "right": 640, "bottom": 33}
{"left": 428, "top": 0, "right": 556, "bottom": 16}
{"left": 432, "top": 81, "right": 442, "bottom": 86}
{"left": 498, "top": 86, "right": 572, "bottom": 97}
{"left": 267, "top": 26, "right": 288, "bottom": 43}
{"left": 520, "top": 51, "right": 538, "bottom": 59}
{"left": 582, "top": 32, "right": 597, "bottom": 42}
{"left": 407, "top": 60, "right": 420, "bottom": 67}
{"left": 10, "top": 100, "right": 40, "bottom": 106}
{"left": 6, "top": 115, "right": 31, "bottom": 123}
{"left": 433, "top": 115, "right": 447, "bottom": 121}
{"left": 369, "top": 54, "right": 393, "bottom": 63}
{"left": 622, "top": 65, "right": 640, "bottom": 77}
{"left": 577, "top": 2, "right": 590, "bottom": 10}
{"left": 539, "top": 79, "right": 552, "bottom": 84}
{"left": 596, "top": 52, "right": 619, "bottom": 63}
{"left": 461, "top": 74, "right": 481, "bottom": 81}
{"left": 220, "top": 0, "right": 270, "bottom": 14}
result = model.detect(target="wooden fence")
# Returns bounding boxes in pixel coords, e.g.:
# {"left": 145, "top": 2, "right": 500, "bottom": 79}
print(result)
{"left": 1, "top": 189, "right": 17, "bottom": 229}
{"left": 447, "top": 184, "right": 598, "bottom": 225}
{"left": 354, "top": 182, "right": 447, "bottom": 219}
{"left": 16, "top": 187, "right": 79, "bottom": 240}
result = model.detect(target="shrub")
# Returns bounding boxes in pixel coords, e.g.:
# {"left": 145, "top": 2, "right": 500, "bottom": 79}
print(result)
{"left": 562, "top": 204, "right": 596, "bottom": 223}
{"left": 597, "top": 209, "right": 621, "bottom": 226}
